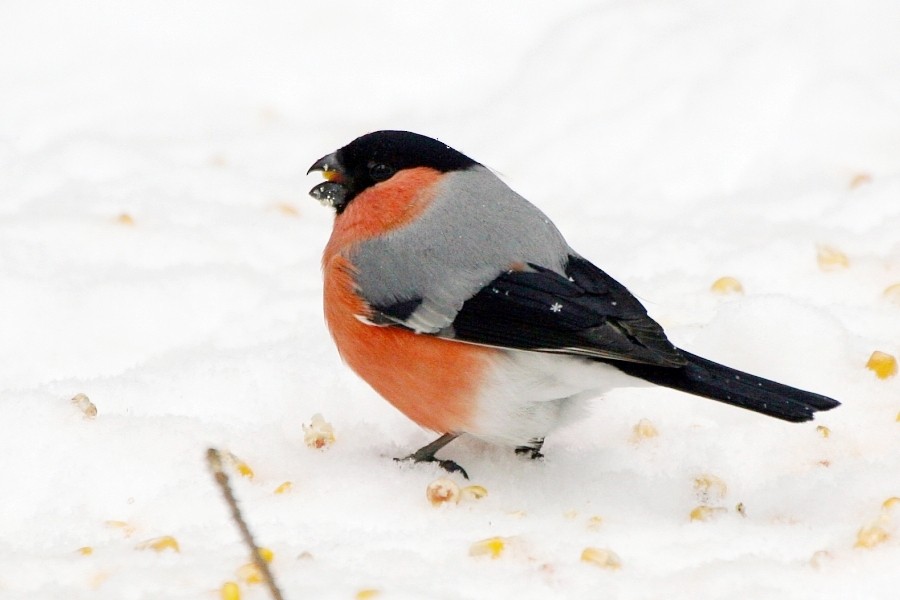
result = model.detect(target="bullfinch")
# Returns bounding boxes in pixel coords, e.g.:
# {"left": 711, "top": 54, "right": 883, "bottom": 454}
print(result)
{"left": 308, "top": 130, "right": 840, "bottom": 476}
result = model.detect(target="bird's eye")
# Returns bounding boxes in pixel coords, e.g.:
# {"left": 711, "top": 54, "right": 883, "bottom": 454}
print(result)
{"left": 368, "top": 162, "right": 395, "bottom": 182}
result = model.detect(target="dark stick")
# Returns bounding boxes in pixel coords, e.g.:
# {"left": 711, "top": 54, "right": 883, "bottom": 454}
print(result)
{"left": 206, "top": 448, "right": 286, "bottom": 600}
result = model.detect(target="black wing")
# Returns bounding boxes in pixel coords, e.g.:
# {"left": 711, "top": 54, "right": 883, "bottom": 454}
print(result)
{"left": 371, "top": 255, "right": 686, "bottom": 368}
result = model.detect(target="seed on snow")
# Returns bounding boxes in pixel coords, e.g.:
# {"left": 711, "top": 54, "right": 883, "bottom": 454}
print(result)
{"left": 866, "top": 350, "right": 897, "bottom": 379}
{"left": 220, "top": 581, "right": 241, "bottom": 600}
{"left": 426, "top": 478, "right": 460, "bottom": 506}
{"left": 136, "top": 535, "right": 180, "bottom": 553}
{"left": 816, "top": 245, "right": 849, "bottom": 270}
{"left": 303, "top": 413, "right": 336, "bottom": 449}
{"left": 580, "top": 547, "right": 621, "bottom": 569}
{"left": 710, "top": 276, "right": 744, "bottom": 294}
{"left": 469, "top": 537, "right": 506, "bottom": 558}
{"left": 71, "top": 393, "right": 97, "bottom": 418}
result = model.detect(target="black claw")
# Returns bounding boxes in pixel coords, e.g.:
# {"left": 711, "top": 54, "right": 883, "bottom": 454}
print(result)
{"left": 515, "top": 437, "right": 545, "bottom": 460}
{"left": 436, "top": 459, "right": 469, "bottom": 479}
{"left": 393, "top": 455, "right": 469, "bottom": 479}
{"left": 393, "top": 432, "right": 469, "bottom": 478}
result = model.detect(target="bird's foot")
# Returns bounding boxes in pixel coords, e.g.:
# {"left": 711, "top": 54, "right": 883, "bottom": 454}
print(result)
{"left": 394, "top": 454, "right": 469, "bottom": 479}
{"left": 394, "top": 432, "right": 469, "bottom": 479}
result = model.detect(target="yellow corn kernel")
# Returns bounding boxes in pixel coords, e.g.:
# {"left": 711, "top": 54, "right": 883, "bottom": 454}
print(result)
{"left": 460, "top": 485, "right": 488, "bottom": 501}
{"left": 884, "top": 283, "right": 900, "bottom": 305}
{"left": 631, "top": 418, "right": 658, "bottom": 441}
{"left": 849, "top": 172, "right": 872, "bottom": 189}
{"left": 303, "top": 413, "right": 336, "bottom": 449}
{"left": 273, "top": 481, "right": 293, "bottom": 494}
{"left": 469, "top": 537, "right": 506, "bottom": 559}
{"left": 866, "top": 351, "right": 898, "bottom": 379}
{"left": 694, "top": 474, "right": 728, "bottom": 501}
{"left": 587, "top": 515, "right": 604, "bottom": 530}
{"left": 237, "top": 461, "right": 254, "bottom": 479}
{"left": 256, "top": 547, "right": 274, "bottom": 563}
{"left": 710, "top": 276, "right": 744, "bottom": 295}
{"left": 71, "top": 393, "right": 97, "bottom": 418}
{"left": 116, "top": 213, "right": 135, "bottom": 226}
{"left": 105, "top": 520, "right": 135, "bottom": 537}
{"left": 816, "top": 425, "right": 831, "bottom": 438}
{"left": 136, "top": 536, "right": 180, "bottom": 553}
{"left": 882, "top": 497, "right": 900, "bottom": 512}
{"left": 817, "top": 245, "right": 849, "bottom": 271}
{"left": 356, "top": 590, "right": 381, "bottom": 599}
{"left": 77, "top": 546, "right": 93, "bottom": 556}
{"left": 237, "top": 563, "right": 262, "bottom": 585}
{"left": 690, "top": 506, "right": 727, "bottom": 522}
{"left": 855, "top": 523, "right": 889, "bottom": 548}
{"left": 426, "top": 478, "right": 460, "bottom": 507}
{"left": 580, "top": 547, "right": 622, "bottom": 570}
{"left": 275, "top": 202, "right": 300, "bottom": 217}
{"left": 220, "top": 581, "right": 241, "bottom": 600}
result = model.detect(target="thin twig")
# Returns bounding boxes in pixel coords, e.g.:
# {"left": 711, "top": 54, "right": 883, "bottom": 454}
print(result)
{"left": 207, "top": 447, "right": 286, "bottom": 600}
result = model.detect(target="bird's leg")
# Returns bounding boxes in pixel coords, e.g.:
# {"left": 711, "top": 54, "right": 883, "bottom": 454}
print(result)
{"left": 515, "top": 437, "right": 545, "bottom": 460}
{"left": 395, "top": 432, "right": 468, "bottom": 479}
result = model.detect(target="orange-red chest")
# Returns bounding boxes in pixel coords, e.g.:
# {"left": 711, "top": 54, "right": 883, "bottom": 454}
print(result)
{"left": 321, "top": 168, "right": 496, "bottom": 433}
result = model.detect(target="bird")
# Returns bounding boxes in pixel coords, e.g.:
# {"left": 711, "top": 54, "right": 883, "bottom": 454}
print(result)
{"left": 308, "top": 130, "right": 840, "bottom": 477}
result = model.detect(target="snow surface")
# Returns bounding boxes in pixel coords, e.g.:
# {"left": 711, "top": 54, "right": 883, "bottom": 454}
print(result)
{"left": 2, "top": 1, "right": 900, "bottom": 598}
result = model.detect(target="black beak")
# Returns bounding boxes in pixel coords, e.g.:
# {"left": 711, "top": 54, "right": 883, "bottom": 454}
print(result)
{"left": 307, "top": 152, "right": 349, "bottom": 210}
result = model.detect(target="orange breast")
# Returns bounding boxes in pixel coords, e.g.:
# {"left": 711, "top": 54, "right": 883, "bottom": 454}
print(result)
{"left": 321, "top": 167, "right": 497, "bottom": 433}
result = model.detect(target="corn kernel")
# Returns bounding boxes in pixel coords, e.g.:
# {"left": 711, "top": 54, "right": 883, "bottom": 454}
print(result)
{"left": 275, "top": 202, "right": 300, "bottom": 217}
{"left": 694, "top": 474, "right": 728, "bottom": 501}
{"left": 273, "top": 481, "right": 293, "bottom": 494}
{"left": 690, "top": 506, "right": 727, "bottom": 522}
{"left": 303, "top": 413, "right": 336, "bottom": 449}
{"left": 469, "top": 537, "right": 506, "bottom": 559}
{"left": 816, "top": 425, "right": 831, "bottom": 438}
{"left": 426, "top": 478, "right": 460, "bottom": 507}
{"left": 866, "top": 351, "right": 898, "bottom": 379}
{"left": 461, "top": 485, "right": 488, "bottom": 501}
{"left": 256, "top": 547, "right": 274, "bottom": 563}
{"left": 817, "top": 245, "right": 849, "bottom": 271}
{"left": 580, "top": 547, "right": 622, "bottom": 570}
{"left": 105, "top": 520, "right": 135, "bottom": 537}
{"left": 116, "top": 213, "right": 135, "bottom": 226}
{"left": 810, "top": 550, "right": 832, "bottom": 569}
{"left": 710, "top": 276, "right": 744, "bottom": 295}
{"left": 631, "top": 418, "right": 658, "bottom": 441}
{"left": 849, "top": 172, "right": 872, "bottom": 189}
{"left": 884, "top": 283, "right": 900, "bottom": 305}
{"left": 356, "top": 590, "right": 381, "bottom": 599}
{"left": 855, "top": 523, "right": 889, "bottom": 548}
{"left": 237, "top": 563, "right": 262, "bottom": 585}
{"left": 77, "top": 546, "right": 93, "bottom": 556}
{"left": 882, "top": 497, "right": 900, "bottom": 512}
{"left": 220, "top": 581, "right": 241, "bottom": 600}
{"left": 136, "top": 535, "right": 180, "bottom": 553}
{"left": 71, "top": 393, "right": 97, "bottom": 418}
{"left": 587, "top": 515, "right": 604, "bottom": 530}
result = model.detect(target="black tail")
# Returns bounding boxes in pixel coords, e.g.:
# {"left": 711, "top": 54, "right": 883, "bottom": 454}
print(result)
{"left": 610, "top": 350, "right": 841, "bottom": 422}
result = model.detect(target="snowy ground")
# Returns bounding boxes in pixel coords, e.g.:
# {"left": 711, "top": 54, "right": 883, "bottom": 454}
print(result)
{"left": 2, "top": 1, "right": 900, "bottom": 598}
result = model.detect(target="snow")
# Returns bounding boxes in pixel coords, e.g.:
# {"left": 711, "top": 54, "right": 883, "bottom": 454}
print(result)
{"left": 2, "top": 1, "right": 900, "bottom": 598}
